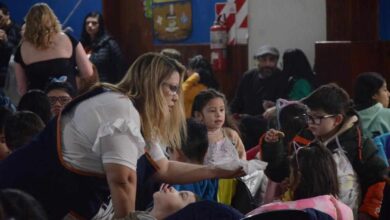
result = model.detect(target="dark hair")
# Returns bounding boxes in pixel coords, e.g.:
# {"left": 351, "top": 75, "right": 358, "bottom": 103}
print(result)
{"left": 354, "top": 72, "right": 386, "bottom": 110}
{"left": 290, "top": 142, "right": 339, "bottom": 200}
{"left": 192, "top": 89, "right": 239, "bottom": 133}
{"left": 161, "top": 48, "right": 182, "bottom": 63}
{"left": 181, "top": 118, "right": 208, "bottom": 164}
{"left": 0, "top": 2, "right": 9, "bottom": 15}
{"left": 188, "top": 55, "right": 219, "bottom": 89}
{"left": 45, "top": 81, "right": 76, "bottom": 98}
{"left": 4, "top": 111, "right": 45, "bottom": 151}
{"left": 0, "top": 189, "right": 48, "bottom": 220}
{"left": 17, "top": 90, "right": 51, "bottom": 124}
{"left": 302, "top": 83, "right": 353, "bottom": 117}
{"left": 282, "top": 49, "right": 314, "bottom": 81}
{"left": 278, "top": 102, "right": 308, "bottom": 141}
{"left": 80, "top": 11, "right": 106, "bottom": 48}
{"left": 0, "top": 106, "right": 12, "bottom": 132}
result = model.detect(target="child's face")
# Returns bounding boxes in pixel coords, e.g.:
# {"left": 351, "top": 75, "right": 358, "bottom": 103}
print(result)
{"left": 373, "top": 82, "right": 390, "bottom": 108}
{"left": 307, "top": 109, "right": 342, "bottom": 139}
{"left": 47, "top": 89, "right": 72, "bottom": 116}
{"left": 195, "top": 97, "right": 225, "bottom": 131}
{"left": 153, "top": 185, "right": 196, "bottom": 214}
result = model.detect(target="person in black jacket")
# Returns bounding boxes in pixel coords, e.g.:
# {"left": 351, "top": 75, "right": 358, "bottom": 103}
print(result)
{"left": 230, "top": 45, "right": 289, "bottom": 149}
{"left": 0, "top": 2, "right": 20, "bottom": 89}
{"left": 231, "top": 45, "right": 288, "bottom": 116}
{"left": 80, "top": 12, "right": 125, "bottom": 83}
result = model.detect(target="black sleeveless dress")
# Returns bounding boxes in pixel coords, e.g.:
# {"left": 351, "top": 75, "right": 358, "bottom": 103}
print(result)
{"left": 14, "top": 33, "right": 78, "bottom": 91}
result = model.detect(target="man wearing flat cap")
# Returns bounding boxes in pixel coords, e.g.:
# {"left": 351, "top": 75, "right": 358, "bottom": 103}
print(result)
{"left": 230, "top": 45, "right": 288, "bottom": 148}
{"left": 231, "top": 45, "right": 288, "bottom": 115}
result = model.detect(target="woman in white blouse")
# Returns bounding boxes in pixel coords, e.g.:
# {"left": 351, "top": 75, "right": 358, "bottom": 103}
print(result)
{"left": 0, "top": 52, "right": 242, "bottom": 219}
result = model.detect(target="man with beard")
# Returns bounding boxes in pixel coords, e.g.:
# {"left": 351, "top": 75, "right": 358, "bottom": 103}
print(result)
{"left": 231, "top": 45, "right": 288, "bottom": 115}
{"left": 0, "top": 2, "right": 20, "bottom": 90}
{"left": 230, "top": 45, "right": 288, "bottom": 148}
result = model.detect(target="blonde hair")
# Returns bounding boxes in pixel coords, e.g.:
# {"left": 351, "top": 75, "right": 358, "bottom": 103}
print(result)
{"left": 100, "top": 52, "right": 186, "bottom": 149}
{"left": 24, "top": 3, "right": 61, "bottom": 49}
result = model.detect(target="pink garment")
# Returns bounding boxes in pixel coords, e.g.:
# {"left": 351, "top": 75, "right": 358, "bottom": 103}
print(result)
{"left": 246, "top": 195, "right": 353, "bottom": 220}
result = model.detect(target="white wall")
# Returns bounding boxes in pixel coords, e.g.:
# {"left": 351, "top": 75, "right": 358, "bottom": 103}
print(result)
{"left": 248, "top": 0, "right": 326, "bottom": 69}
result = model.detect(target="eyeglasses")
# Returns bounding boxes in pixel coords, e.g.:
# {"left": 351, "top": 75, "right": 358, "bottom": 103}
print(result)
{"left": 48, "top": 96, "right": 72, "bottom": 106}
{"left": 163, "top": 82, "right": 179, "bottom": 95}
{"left": 305, "top": 114, "right": 336, "bottom": 125}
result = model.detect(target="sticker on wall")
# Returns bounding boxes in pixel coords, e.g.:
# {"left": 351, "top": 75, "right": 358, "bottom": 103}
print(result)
{"left": 153, "top": 0, "right": 192, "bottom": 42}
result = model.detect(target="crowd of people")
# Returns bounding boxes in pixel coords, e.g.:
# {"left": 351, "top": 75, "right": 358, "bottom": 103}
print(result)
{"left": 0, "top": 2, "right": 389, "bottom": 220}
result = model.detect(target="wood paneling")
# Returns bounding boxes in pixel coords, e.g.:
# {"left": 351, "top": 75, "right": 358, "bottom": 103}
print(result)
{"left": 103, "top": 0, "right": 154, "bottom": 66}
{"left": 315, "top": 41, "right": 390, "bottom": 96}
{"left": 316, "top": 0, "right": 383, "bottom": 97}
{"left": 326, "top": 0, "right": 379, "bottom": 41}
{"left": 102, "top": 0, "right": 248, "bottom": 101}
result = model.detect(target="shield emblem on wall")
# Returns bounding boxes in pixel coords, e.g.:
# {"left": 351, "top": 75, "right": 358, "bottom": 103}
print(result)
{"left": 153, "top": 0, "right": 192, "bottom": 42}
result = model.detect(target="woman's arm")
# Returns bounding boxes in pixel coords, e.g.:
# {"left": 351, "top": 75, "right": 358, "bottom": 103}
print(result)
{"left": 154, "top": 158, "right": 244, "bottom": 184}
{"left": 104, "top": 163, "right": 136, "bottom": 218}
{"left": 75, "top": 43, "right": 93, "bottom": 79}
{"left": 14, "top": 63, "right": 27, "bottom": 95}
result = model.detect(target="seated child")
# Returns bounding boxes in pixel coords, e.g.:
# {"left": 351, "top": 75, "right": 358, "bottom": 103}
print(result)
{"left": 247, "top": 142, "right": 353, "bottom": 220}
{"left": 259, "top": 99, "right": 312, "bottom": 182}
{"left": 302, "top": 83, "right": 387, "bottom": 218}
{"left": 18, "top": 90, "right": 51, "bottom": 124}
{"left": 171, "top": 118, "right": 218, "bottom": 201}
{"left": 191, "top": 89, "right": 246, "bottom": 164}
{"left": 0, "top": 188, "right": 48, "bottom": 220}
{"left": 45, "top": 80, "right": 75, "bottom": 116}
{"left": 4, "top": 110, "right": 45, "bottom": 151}
{"left": 192, "top": 89, "right": 246, "bottom": 205}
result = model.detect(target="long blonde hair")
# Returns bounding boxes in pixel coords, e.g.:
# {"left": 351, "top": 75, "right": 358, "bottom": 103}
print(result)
{"left": 100, "top": 52, "right": 186, "bottom": 149}
{"left": 24, "top": 3, "right": 61, "bottom": 49}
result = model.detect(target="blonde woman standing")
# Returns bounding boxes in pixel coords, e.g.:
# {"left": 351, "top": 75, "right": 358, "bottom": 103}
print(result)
{"left": 14, "top": 3, "right": 92, "bottom": 95}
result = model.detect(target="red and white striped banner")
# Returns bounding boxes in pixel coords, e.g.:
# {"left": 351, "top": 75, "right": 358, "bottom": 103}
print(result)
{"left": 215, "top": 0, "right": 248, "bottom": 45}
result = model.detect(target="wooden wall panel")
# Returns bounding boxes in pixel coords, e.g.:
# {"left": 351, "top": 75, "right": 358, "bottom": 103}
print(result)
{"left": 326, "top": 0, "right": 379, "bottom": 41}
{"left": 316, "top": 0, "right": 383, "bottom": 97}
{"left": 379, "top": 42, "right": 390, "bottom": 80}
{"left": 103, "top": 0, "right": 154, "bottom": 67}
{"left": 315, "top": 41, "right": 382, "bottom": 96}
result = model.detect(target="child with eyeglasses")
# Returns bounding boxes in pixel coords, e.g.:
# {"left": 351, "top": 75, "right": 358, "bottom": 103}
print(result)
{"left": 45, "top": 81, "right": 75, "bottom": 116}
{"left": 302, "top": 83, "right": 387, "bottom": 219}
